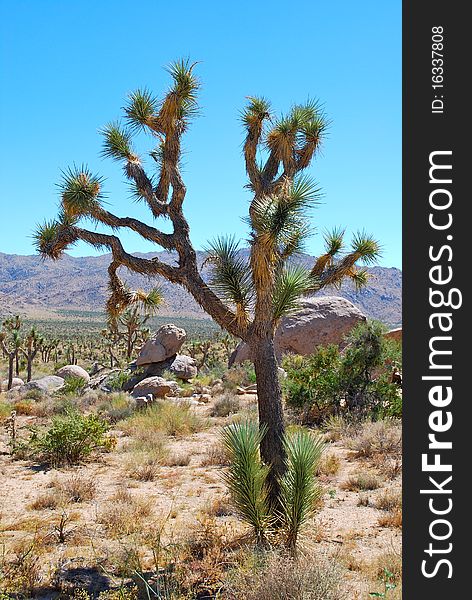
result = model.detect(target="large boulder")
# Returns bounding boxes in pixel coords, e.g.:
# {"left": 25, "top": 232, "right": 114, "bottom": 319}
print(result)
{"left": 384, "top": 327, "right": 402, "bottom": 342}
{"left": 55, "top": 365, "right": 90, "bottom": 383}
{"left": 18, "top": 375, "right": 65, "bottom": 394}
{"left": 131, "top": 376, "right": 181, "bottom": 399}
{"left": 168, "top": 355, "right": 198, "bottom": 381}
{"left": 0, "top": 377, "right": 24, "bottom": 392}
{"left": 136, "top": 324, "right": 187, "bottom": 366}
{"left": 229, "top": 296, "right": 367, "bottom": 365}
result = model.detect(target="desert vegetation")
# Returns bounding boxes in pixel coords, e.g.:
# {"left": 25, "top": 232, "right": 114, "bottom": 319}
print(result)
{"left": 1, "top": 317, "right": 402, "bottom": 598}
{"left": 0, "top": 60, "right": 401, "bottom": 599}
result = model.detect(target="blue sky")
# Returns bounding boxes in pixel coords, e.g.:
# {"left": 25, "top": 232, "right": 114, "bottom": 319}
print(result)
{"left": 0, "top": 0, "right": 401, "bottom": 267}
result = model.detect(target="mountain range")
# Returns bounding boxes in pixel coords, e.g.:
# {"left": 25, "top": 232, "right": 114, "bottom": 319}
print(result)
{"left": 0, "top": 251, "right": 402, "bottom": 327}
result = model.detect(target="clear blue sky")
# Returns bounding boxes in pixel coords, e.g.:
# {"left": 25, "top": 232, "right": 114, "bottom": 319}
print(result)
{"left": 0, "top": 0, "right": 401, "bottom": 267}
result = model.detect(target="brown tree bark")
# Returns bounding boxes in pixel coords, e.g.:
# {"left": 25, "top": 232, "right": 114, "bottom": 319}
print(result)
{"left": 250, "top": 335, "right": 286, "bottom": 505}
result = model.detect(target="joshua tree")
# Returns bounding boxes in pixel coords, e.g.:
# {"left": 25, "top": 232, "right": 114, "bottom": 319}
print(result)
{"left": 35, "top": 60, "right": 380, "bottom": 502}
{"left": 110, "top": 288, "right": 163, "bottom": 359}
{"left": 21, "top": 327, "right": 43, "bottom": 382}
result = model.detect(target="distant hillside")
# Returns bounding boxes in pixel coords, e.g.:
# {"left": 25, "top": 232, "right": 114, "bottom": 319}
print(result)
{"left": 0, "top": 251, "right": 402, "bottom": 327}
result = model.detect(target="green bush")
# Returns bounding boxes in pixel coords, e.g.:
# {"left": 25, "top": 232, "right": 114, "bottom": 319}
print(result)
{"left": 26, "top": 410, "right": 113, "bottom": 466}
{"left": 60, "top": 375, "right": 87, "bottom": 396}
{"left": 283, "top": 322, "right": 402, "bottom": 421}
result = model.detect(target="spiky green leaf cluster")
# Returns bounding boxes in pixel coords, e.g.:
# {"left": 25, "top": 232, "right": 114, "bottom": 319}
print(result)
{"left": 241, "top": 96, "right": 271, "bottom": 127}
{"left": 220, "top": 421, "right": 271, "bottom": 541}
{"left": 279, "top": 429, "right": 324, "bottom": 549}
{"left": 205, "top": 236, "right": 253, "bottom": 319}
{"left": 272, "top": 265, "right": 313, "bottom": 321}
{"left": 249, "top": 174, "right": 320, "bottom": 257}
{"left": 101, "top": 122, "right": 135, "bottom": 161}
{"left": 59, "top": 165, "right": 104, "bottom": 218}
{"left": 166, "top": 58, "right": 200, "bottom": 120}
{"left": 351, "top": 231, "right": 382, "bottom": 265}
{"left": 124, "top": 88, "right": 159, "bottom": 132}
{"left": 32, "top": 220, "right": 68, "bottom": 260}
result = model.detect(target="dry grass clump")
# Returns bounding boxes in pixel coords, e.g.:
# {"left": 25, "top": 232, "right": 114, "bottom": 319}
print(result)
{"left": 210, "top": 393, "right": 240, "bottom": 417}
{"left": 97, "top": 487, "right": 153, "bottom": 536}
{"left": 374, "top": 488, "right": 402, "bottom": 512}
{"left": 200, "top": 442, "right": 231, "bottom": 466}
{"left": 341, "top": 471, "right": 382, "bottom": 491}
{"left": 29, "top": 491, "right": 60, "bottom": 511}
{"left": 0, "top": 537, "right": 43, "bottom": 595}
{"left": 226, "top": 551, "right": 346, "bottom": 600}
{"left": 119, "top": 401, "right": 207, "bottom": 438}
{"left": 378, "top": 508, "right": 402, "bottom": 529}
{"left": 53, "top": 474, "right": 97, "bottom": 503}
{"left": 125, "top": 449, "right": 162, "bottom": 481}
{"left": 321, "top": 414, "right": 355, "bottom": 443}
{"left": 317, "top": 452, "right": 341, "bottom": 476}
{"left": 162, "top": 451, "right": 191, "bottom": 467}
{"left": 345, "top": 419, "right": 401, "bottom": 459}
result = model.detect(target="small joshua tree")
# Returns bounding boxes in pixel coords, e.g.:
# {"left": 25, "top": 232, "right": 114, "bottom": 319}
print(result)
{"left": 35, "top": 60, "right": 380, "bottom": 502}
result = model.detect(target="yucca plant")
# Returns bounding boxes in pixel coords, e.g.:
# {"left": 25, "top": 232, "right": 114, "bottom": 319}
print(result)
{"left": 35, "top": 59, "right": 380, "bottom": 505}
{"left": 279, "top": 429, "right": 324, "bottom": 552}
{"left": 221, "top": 422, "right": 324, "bottom": 550}
{"left": 220, "top": 421, "right": 271, "bottom": 544}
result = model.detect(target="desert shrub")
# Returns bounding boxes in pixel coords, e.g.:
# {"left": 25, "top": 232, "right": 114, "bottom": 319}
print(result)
{"left": 283, "top": 322, "right": 402, "bottom": 422}
{"left": 341, "top": 471, "right": 382, "bottom": 491}
{"left": 374, "top": 488, "right": 402, "bottom": 512}
{"left": 226, "top": 551, "right": 345, "bottom": 600}
{"left": 60, "top": 376, "right": 87, "bottom": 396}
{"left": 125, "top": 450, "right": 162, "bottom": 481}
{"left": 105, "top": 370, "right": 132, "bottom": 391}
{"left": 97, "top": 391, "right": 134, "bottom": 423}
{"left": 29, "top": 490, "right": 59, "bottom": 510}
{"left": 120, "top": 401, "right": 206, "bottom": 438}
{"left": 0, "top": 402, "right": 11, "bottom": 421}
{"left": 25, "top": 410, "right": 113, "bottom": 466}
{"left": 345, "top": 419, "right": 402, "bottom": 459}
{"left": 283, "top": 346, "right": 342, "bottom": 413}
{"left": 210, "top": 393, "right": 240, "bottom": 417}
{"left": 223, "top": 362, "right": 256, "bottom": 390}
{"left": 0, "top": 538, "right": 42, "bottom": 596}
{"left": 317, "top": 452, "right": 341, "bottom": 476}
{"left": 12, "top": 400, "right": 35, "bottom": 416}
{"left": 98, "top": 488, "right": 152, "bottom": 536}
{"left": 55, "top": 474, "right": 97, "bottom": 502}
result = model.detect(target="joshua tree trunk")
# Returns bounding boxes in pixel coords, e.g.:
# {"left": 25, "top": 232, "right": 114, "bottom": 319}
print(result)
{"left": 7, "top": 354, "right": 14, "bottom": 390}
{"left": 251, "top": 335, "right": 285, "bottom": 504}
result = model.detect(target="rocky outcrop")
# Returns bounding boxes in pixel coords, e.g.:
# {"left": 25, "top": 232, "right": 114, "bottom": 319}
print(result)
{"left": 131, "top": 376, "right": 181, "bottom": 399}
{"left": 17, "top": 375, "right": 65, "bottom": 394}
{"left": 229, "top": 296, "right": 366, "bottom": 365}
{"left": 0, "top": 377, "right": 24, "bottom": 392}
{"left": 55, "top": 365, "right": 90, "bottom": 383}
{"left": 136, "top": 324, "right": 187, "bottom": 366}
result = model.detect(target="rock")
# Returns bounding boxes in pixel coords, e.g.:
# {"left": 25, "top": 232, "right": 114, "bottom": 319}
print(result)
{"left": 131, "top": 376, "right": 181, "bottom": 399}
{"left": 55, "top": 365, "right": 90, "bottom": 383}
{"left": 136, "top": 324, "right": 187, "bottom": 366}
{"left": 133, "top": 394, "right": 155, "bottom": 410}
{"left": 229, "top": 296, "right": 366, "bottom": 365}
{"left": 168, "top": 354, "right": 198, "bottom": 381}
{"left": 384, "top": 327, "right": 402, "bottom": 342}
{"left": 1, "top": 377, "right": 24, "bottom": 392}
{"left": 278, "top": 367, "right": 287, "bottom": 380}
{"left": 18, "top": 375, "right": 65, "bottom": 394}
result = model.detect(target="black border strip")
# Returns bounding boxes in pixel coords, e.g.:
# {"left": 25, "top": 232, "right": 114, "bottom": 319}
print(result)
{"left": 403, "top": 2, "right": 467, "bottom": 596}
